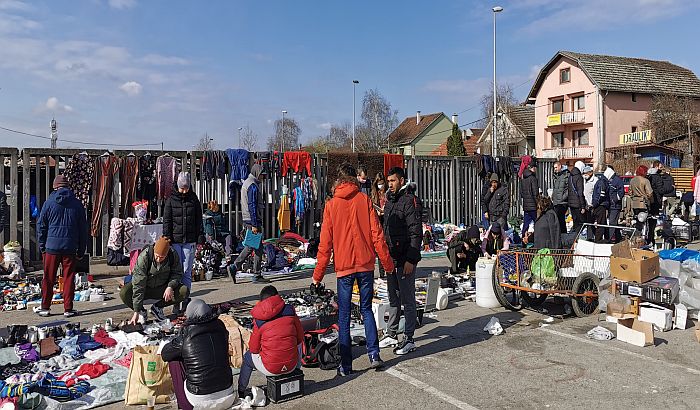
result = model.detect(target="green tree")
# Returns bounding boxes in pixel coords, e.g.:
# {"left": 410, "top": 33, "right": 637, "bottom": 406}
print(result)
{"left": 446, "top": 123, "right": 465, "bottom": 156}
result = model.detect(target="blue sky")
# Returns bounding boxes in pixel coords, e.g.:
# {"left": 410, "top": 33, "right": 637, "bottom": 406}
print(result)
{"left": 0, "top": 0, "right": 698, "bottom": 150}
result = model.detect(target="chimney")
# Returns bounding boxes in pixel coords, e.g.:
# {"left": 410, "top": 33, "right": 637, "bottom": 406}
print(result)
{"left": 416, "top": 111, "right": 421, "bottom": 125}
{"left": 452, "top": 113, "right": 458, "bottom": 124}
{"left": 462, "top": 130, "right": 467, "bottom": 139}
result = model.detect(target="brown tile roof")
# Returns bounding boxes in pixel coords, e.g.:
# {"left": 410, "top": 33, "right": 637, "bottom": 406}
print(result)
{"left": 388, "top": 112, "right": 445, "bottom": 146}
{"left": 528, "top": 51, "right": 700, "bottom": 100}
{"left": 506, "top": 106, "right": 535, "bottom": 137}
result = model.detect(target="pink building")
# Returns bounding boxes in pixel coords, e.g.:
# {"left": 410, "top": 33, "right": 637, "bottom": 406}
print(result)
{"left": 527, "top": 51, "right": 700, "bottom": 167}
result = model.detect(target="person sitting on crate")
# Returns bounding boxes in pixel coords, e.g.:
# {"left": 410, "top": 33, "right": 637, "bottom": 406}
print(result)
{"left": 120, "top": 236, "right": 190, "bottom": 324}
{"left": 237, "top": 285, "right": 304, "bottom": 398}
{"left": 161, "top": 298, "right": 236, "bottom": 410}
{"left": 446, "top": 225, "right": 482, "bottom": 274}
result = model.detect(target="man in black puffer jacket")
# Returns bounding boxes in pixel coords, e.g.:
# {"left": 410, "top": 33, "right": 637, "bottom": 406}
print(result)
{"left": 161, "top": 299, "right": 235, "bottom": 409}
{"left": 520, "top": 163, "right": 539, "bottom": 238}
{"left": 567, "top": 161, "right": 586, "bottom": 234}
{"left": 381, "top": 167, "right": 422, "bottom": 356}
{"left": 163, "top": 172, "right": 204, "bottom": 314}
{"left": 483, "top": 173, "right": 510, "bottom": 229}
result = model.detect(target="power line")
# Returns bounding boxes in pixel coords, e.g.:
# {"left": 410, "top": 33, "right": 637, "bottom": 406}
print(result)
{"left": 455, "top": 77, "right": 535, "bottom": 115}
{"left": 0, "top": 124, "right": 163, "bottom": 147}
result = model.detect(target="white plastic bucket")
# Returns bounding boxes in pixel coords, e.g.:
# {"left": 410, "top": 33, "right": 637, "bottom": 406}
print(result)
{"left": 476, "top": 257, "right": 501, "bottom": 308}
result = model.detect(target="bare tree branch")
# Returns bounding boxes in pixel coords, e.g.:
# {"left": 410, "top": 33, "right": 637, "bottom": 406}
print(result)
{"left": 194, "top": 133, "right": 213, "bottom": 151}
{"left": 268, "top": 117, "right": 301, "bottom": 151}
{"left": 240, "top": 126, "right": 257, "bottom": 152}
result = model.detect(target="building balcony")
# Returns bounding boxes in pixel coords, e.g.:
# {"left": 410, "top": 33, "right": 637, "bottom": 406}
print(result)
{"left": 547, "top": 111, "right": 586, "bottom": 126}
{"left": 542, "top": 146, "right": 594, "bottom": 159}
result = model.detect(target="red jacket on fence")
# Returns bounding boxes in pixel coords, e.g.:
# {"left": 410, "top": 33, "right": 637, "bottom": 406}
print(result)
{"left": 249, "top": 295, "right": 304, "bottom": 374}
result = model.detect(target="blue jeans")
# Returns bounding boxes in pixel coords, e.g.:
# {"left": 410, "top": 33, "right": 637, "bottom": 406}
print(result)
{"left": 172, "top": 243, "right": 195, "bottom": 289}
{"left": 522, "top": 210, "right": 537, "bottom": 238}
{"left": 337, "top": 271, "right": 380, "bottom": 372}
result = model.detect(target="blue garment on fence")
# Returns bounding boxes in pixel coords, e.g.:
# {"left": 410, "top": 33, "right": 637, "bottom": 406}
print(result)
{"left": 293, "top": 186, "right": 305, "bottom": 221}
{"left": 226, "top": 149, "right": 250, "bottom": 181}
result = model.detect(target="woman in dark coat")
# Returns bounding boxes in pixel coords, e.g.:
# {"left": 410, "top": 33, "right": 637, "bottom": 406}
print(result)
{"left": 534, "top": 196, "right": 561, "bottom": 249}
{"left": 447, "top": 225, "right": 482, "bottom": 274}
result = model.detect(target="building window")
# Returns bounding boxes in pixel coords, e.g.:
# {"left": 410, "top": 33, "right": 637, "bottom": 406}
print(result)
{"left": 552, "top": 99, "right": 564, "bottom": 113}
{"left": 560, "top": 68, "right": 571, "bottom": 83}
{"left": 573, "top": 95, "right": 585, "bottom": 110}
{"left": 552, "top": 132, "right": 564, "bottom": 147}
{"left": 632, "top": 93, "right": 637, "bottom": 102}
{"left": 632, "top": 126, "right": 638, "bottom": 133}
{"left": 573, "top": 129, "right": 589, "bottom": 146}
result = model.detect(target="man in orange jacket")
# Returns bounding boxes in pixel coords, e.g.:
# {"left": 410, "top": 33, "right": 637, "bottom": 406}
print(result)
{"left": 313, "top": 163, "right": 395, "bottom": 376}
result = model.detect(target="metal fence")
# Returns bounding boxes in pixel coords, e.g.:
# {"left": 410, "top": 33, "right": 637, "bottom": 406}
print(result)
{"left": 1, "top": 148, "right": 551, "bottom": 267}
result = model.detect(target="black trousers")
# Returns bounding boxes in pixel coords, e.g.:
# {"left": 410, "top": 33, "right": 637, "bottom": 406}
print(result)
{"left": 554, "top": 204, "right": 568, "bottom": 234}
{"left": 593, "top": 206, "right": 607, "bottom": 242}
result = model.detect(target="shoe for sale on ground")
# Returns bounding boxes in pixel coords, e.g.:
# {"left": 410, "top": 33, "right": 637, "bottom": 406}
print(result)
{"left": 137, "top": 310, "right": 148, "bottom": 325}
{"left": 369, "top": 356, "right": 384, "bottom": 370}
{"left": 63, "top": 310, "right": 78, "bottom": 318}
{"left": 379, "top": 334, "right": 399, "bottom": 348}
{"left": 393, "top": 338, "right": 416, "bottom": 355}
{"left": 150, "top": 305, "right": 167, "bottom": 322}
{"left": 251, "top": 275, "right": 270, "bottom": 284}
{"left": 36, "top": 309, "right": 50, "bottom": 317}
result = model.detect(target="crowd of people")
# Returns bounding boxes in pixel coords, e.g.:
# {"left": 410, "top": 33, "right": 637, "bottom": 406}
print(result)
{"left": 27, "top": 157, "right": 693, "bottom": 407}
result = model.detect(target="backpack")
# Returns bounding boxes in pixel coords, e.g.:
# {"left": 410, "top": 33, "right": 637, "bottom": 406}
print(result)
{"left": 301, "top": 324, "right": 340, "bottom": 370}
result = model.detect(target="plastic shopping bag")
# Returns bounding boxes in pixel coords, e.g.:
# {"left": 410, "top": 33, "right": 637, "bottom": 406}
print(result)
{"left": 531, "top": 248, "right": 556, "bottom": 285}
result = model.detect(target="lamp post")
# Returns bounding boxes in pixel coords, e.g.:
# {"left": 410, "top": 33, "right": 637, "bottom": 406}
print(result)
{"left": 353, "top": 80, "right": 359, "bottom": 152}
{"left": 281, "top": 110, "right": 287, "bottom": 152}
{"left": 492, "top": 6, "right": 503, "bottom": 158}
{"left": 237, "top": 127, "right": 243, "bottom": 148}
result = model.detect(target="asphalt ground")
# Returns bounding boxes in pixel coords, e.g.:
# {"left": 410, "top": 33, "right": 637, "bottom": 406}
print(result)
{"left": 3, "top": 256, "right": 699, "bottom": 410}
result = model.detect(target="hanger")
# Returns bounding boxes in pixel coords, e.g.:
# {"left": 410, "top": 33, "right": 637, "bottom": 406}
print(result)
{"left": 79, "top": 151, "right": 88, "bottom": 156}
{"left": 101, "top": 151, "right": 110, "bottom": 157}
{"left": 127, "top": 152, "right": 135, "bottom": 157}
{"left": 162, "top": 152, "right": 171, "bottom": 157}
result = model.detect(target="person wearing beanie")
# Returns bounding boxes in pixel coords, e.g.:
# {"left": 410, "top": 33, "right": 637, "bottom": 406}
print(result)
{"left": 482, "top": 173, "right": 510, "bottom": 230}
{"left": 120, "top": 236, "right": 189, "bottom": 324}
{"left": 36, "top": 174, "right": 87, "bottom": 318}
{"left": 481, "top": 221, "right": 510, "bottom": 257}
{"left": 163, "top": 171, "right": 204, "bottom": 314}
{"left": 447, "top": 225, "right": 483, "bottom": 274}
{"left": 161, "top": 299, "right": 235, "bottom": 409}
{"left": 233, "top": 164, "right": 269, "bottom": 283}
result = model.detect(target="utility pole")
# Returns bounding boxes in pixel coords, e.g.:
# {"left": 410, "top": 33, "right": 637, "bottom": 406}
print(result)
{"left": 50, "top": 118, "right": 57, "bottom": 149}
{"left": 492, "top": 6, "right": 503, "bottom": 158}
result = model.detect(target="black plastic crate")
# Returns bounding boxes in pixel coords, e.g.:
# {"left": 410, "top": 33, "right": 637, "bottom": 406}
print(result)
{"left": 267, "top": 369, "right": 304, "bottom": 404}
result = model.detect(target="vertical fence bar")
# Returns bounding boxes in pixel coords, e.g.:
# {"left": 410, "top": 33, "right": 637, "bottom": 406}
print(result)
{"left": 22, "top": 150, "right": 30, "bottom": 264}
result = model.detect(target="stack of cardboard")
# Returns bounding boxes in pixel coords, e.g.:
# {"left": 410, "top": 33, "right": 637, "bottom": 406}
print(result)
{"left": 607, "top": 240, "right": 695, "bottom": 346}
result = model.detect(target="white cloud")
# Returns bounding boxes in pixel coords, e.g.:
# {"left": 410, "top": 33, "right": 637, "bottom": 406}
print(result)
{"left": 141, "top": 54, "right": 189, "bottom": 66}
{"left": 44, "top": 97, "right": 73, "bottom": 112}
{"left": 317, "top": 122, "right": 332, "bottom": 130}
{"left": 0, "top": 0, "right": 33, "bottom": 11}
{"left": 108, "top": 0, "right": 136, "bottom": 10}
{"left": 119, "top": 81, "right": 142, "bottom": 96}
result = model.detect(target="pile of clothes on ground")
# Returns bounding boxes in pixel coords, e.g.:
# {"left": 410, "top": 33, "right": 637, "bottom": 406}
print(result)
{"left": 234, "top": 232, "right": 320, "bottom": 281}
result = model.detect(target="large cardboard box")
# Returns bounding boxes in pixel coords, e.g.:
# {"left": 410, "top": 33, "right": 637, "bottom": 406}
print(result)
{"left": 617, "top": 318, "right": 654, "bottom": 347}
{"left": 638, "top": 302, "right": 673, "bottom": 331}
{"left": 610, "top": 249, "right": 659, "bottom": 284}
{"left": 641, "top": 276, "right": 680, "bottom": 305}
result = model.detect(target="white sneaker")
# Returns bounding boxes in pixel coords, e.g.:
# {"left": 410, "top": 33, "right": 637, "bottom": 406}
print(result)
{"left": 137, "top": 310, "right": 147, "bottom": 325}
{"left": 379, "top": 335, "right": 399, "bottom": 348}
{"left": 394, "top": 338, "right": 416, "bottom": 355}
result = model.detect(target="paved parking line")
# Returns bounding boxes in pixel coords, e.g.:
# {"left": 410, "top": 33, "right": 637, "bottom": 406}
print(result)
{"left": 385, "top": 367, "right": 479, "bottom": 410}
{"left": 539, "top": 327, "right": 700, "bottom": 376}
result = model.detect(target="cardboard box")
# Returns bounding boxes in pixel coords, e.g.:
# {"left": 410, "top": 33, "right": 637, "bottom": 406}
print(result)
{"left": 606, "top": 314, "right": 636, "bottom": 324}
{"left": 610, "top": 249, "right": 659, "bottom": 284}
{"left": 641, "top": 276, "right": 680, "bottom": 305}
{"left": 607, "top": 297, "right": 635, "bottom": 318}
{"left": 616, "top": 280, "right": 643, "bottom": 297}
{"left": 617, "top": 318, "right": 654, "bottom": 347}
{"left": 674, "top": 304, "right": 688, "bottom": 330}
{"left": 638, "top": 302, "right": 673, "bottom": 331}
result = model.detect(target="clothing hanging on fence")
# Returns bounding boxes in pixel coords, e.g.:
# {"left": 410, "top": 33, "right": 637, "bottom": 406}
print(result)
{"left": 293, "top": 186, "right": 305, "bottom": 221}
{"left": 91, "top": 154, "right": 119, "bottom": 237}
{"left": 474, "top": 154, "right": 485, "bottom": 178}
{"left": 226, "top": 149, "right": 249, "bottom": 181}
{"left": 202, "top": 150, "right": 228, "bottom": 180}
{"left": 281, "top": 151, "right": 311, "bottom": 176}
{"left": 156, "top": 154, "right": 178, "bottom": 201}
{"left": 120, "top": 155, "right": 139, "bottom": 218}
{"left": 137, "top": 154, "right": 157, "bottom": 219}
{"left": 482, "top": 155, "right": 496, "bottom": 177}
{"left": 277, "top": 194, "right": 291, "bottom": 232}
{"left": 301, "top": 177, "right": 316, "bottom": 212}
{"left": 495, "top": 156, "right": 513, "bottom": 180}
{"left": 64, "top": 153, "right": 94, "bottom": 209}
{"left": 256, "top": 152, "right": 273, "bottom": 175}
{"left": 383, "top": 154, "right": 404, "bottom": 176}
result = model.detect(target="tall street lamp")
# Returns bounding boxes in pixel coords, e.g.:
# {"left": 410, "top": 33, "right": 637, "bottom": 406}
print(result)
{"left": 237, "top": 127, "right": 243, "bottom": 148}
{"left": 492, "top": 6, "right": 503, "bottom": 158}
{"left": 352, "top": 80, "right": 359, "bottom": 152}
{"left": 281, "top": 110, "right": 288, "bottom": 152}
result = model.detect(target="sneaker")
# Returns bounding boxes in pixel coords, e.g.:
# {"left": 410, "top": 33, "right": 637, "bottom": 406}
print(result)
{"left": 36, "top": 309, "right": 50, "bottom": 317}
{"left": 251, "top": 275, "right": 270, "bottom": 284}
{"left": 393, "top": 338, "right": 416, "bottom": 355}
{"left": 369, "top": 356, "right": 384, "bottom": 370}
{"left": 337, "top": 367, "right": 353, "bottom": 377}
{"left": 137, "top": 310, "right": 148, "bottom": 325}
{"left": 63, "top": 310, "right": 78, "bottom": 318}
{"left": 379, "top": 334, "right": 399, "bottom": 348}
{"left": 150, "top": 305, "right": 167, "bottom": 322}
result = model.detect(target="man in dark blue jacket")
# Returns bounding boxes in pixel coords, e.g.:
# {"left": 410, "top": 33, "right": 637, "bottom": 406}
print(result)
{"left": 605, "top": 166, "right": 624, "bottom": 243}
{"left": 591, "top": 169, "right": 610, "bottom": 242}
{"left": 233, "top": 164, "right": 269, "bottom": 284}
{"left": 36, "top": 175, "right": 87, "bottom": 317}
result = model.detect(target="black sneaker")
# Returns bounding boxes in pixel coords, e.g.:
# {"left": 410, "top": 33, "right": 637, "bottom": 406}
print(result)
{"left": 150, "top": 305, "right": 167, "bottom": 322}
{"left": 393, "top": 338, "right": 416, "bottom": 355}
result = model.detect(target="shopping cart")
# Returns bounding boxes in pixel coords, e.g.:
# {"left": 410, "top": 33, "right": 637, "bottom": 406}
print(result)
{"left": 493, "top": 224, "right": 635, "bottom": 317}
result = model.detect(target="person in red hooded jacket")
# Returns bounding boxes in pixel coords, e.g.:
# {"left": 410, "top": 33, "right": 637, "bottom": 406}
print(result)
{"left": 237, "top": 285, "right": 303, "bottom": 397}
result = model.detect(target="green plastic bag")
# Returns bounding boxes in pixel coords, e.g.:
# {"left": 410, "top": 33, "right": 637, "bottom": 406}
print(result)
{"left": 531, "top": 248, "right": 556, "bottom": 285}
